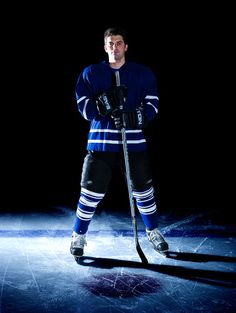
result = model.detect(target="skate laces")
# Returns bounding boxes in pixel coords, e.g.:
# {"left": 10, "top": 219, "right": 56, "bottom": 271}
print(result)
{"left": 147, "top": 228, "right": 165, "bottom": 243}
{"left": 146, "top": 228, "right": 169, "bottom": 253}
{"left": 72, "top": 232, "right": 87, "bottom": 248}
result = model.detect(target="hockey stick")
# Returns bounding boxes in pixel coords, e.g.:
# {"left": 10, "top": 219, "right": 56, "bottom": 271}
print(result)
{"left": 115, "top": 71, "right": 148, "bottom": 264}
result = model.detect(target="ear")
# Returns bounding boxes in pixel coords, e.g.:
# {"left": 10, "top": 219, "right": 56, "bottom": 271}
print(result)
{"left": 125, "top": 44, "right": 128, "bottom": 52}
{"left": 104, "top": 45, "right": 108, "bottom": 53}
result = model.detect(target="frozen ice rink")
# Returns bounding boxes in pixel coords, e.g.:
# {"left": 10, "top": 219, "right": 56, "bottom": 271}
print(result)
{"left": 0, "top": 207, "right": 236, "bottom": 313}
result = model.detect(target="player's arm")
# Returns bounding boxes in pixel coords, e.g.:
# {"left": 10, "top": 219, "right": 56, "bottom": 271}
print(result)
{"left": 75, "top": 70, "right": 99, "bottom": 121}
{"left": 76, "top": 68, "right": 127, "bottom": 121}
{"left": 142, "top": 68, "right": 159, "bottom": 122}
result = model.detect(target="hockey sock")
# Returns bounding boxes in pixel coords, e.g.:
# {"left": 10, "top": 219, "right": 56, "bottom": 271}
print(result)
{"left": 133, "top": 186, "right": 158, "bottom": 230}
{"left": 73, "top": 187, "right": 105, "bottom": 234}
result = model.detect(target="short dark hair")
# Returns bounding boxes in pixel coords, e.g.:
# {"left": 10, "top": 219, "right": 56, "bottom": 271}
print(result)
{"left": 104, "top": 27, "right": 128, "bottom": 44}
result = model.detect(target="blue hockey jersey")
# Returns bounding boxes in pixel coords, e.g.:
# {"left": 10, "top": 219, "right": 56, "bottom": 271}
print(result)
{"left": 75, "top": 61, "right": 159, "bottom": 152}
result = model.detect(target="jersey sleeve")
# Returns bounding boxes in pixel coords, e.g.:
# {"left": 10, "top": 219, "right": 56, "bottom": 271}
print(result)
{"left": 75, "top": 66, "right": 99, "bottom": 121}
{"left": 142, "top": 68, "right": 159, "bottom": 122}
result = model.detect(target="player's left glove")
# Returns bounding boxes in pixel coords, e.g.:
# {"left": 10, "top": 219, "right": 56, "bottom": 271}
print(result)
{"left": 112, "top": 104, "right": 147, "bottom": 130}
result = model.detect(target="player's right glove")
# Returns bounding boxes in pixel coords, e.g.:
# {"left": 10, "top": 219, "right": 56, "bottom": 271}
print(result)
{"left": 96, "top": 85, "right": 127, "bottom": 116}
{"left": 112, "top": 111, "right": 123, "bottom": 130}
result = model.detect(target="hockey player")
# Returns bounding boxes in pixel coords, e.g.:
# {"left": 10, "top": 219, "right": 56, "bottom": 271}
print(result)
{"left": 70, "top": 26, "right": 169, "bottom": 258}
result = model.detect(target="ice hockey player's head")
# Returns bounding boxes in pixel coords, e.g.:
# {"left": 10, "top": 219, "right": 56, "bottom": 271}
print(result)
{"left": 103, "top": 27, "right": 128, "bottom": 66}
{"left": 103, "top": 27, "right": 128, "bottom": 45}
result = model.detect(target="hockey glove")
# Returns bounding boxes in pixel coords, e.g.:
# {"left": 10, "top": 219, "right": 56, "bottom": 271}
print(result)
{"left": 112, "top": 111, "right": 123, "bottom": 130}
{"left": 112, "top": 105, "right": 147, "bottom": 130}
{"left": 96, "top": 85, "right": 127, "bottom": 116}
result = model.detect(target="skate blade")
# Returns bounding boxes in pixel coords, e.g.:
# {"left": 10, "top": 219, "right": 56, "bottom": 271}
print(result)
{"left": 74, "top": 255, "right": 83, "bottom": 262}
{"left": 155, "top": 249, "right": 169, "bottom": 258}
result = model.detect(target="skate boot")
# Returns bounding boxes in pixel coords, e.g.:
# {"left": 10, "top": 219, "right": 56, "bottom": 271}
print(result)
{"left": 146, "top": 228, "right": 169, "bottom": 256}
{"left": 70, "top": 231, "right": 87, "bottom": 259}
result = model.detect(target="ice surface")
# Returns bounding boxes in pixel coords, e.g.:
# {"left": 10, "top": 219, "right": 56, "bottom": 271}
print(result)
{"left": 0, "top": 207, "right": 236, "bottom": 313}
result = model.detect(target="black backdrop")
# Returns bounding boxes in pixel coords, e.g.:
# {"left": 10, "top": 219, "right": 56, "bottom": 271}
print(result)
{"left": 1, "top": 3, "right": 234, "bottom": 214}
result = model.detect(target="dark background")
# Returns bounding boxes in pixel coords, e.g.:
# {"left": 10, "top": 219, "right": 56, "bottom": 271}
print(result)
{"left": 1, "top": 3, "right": 234, "bottom": 214}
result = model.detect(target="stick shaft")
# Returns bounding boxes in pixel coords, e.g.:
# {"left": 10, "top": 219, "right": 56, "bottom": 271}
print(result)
{"left": 115, "top": 71, "right": 148, "bottom": 264}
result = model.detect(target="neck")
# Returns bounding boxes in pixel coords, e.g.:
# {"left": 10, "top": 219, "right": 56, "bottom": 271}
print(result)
{"left": 109, "top": 58, "right": 125, "bottom": 69}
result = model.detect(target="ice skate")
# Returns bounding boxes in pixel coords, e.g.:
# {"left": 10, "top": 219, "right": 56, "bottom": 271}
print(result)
{"left": 70, "top": 231, "right": 87, "bottom": 260}
{"left": 146, "top": 228, "right": 169, "bottom": 256}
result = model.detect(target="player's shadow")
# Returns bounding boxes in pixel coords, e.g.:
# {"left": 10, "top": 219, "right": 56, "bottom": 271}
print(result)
{"left": 76, "top": 252, "right": 236, "bottom": 288}
{"left": 166, "top": 251, "right": 236, "bottom": 263}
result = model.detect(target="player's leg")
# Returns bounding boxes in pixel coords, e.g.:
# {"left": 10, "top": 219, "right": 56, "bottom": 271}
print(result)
{"left": 70, "top": 151, "right": 115, "bottom": 257}
{"left": 126, "top": 151, "right": 169, "bottom": 255}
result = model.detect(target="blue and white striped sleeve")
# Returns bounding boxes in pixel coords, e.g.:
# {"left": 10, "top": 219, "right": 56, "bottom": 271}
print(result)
{"left": 75, "top": 68, "right": 98, "bottom": 121}
{"left": 143, "top": 68, "right": 159, "bottom": 121}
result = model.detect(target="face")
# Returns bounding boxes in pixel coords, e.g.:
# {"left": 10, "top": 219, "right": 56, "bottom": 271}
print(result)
{"left": 104, "top": 35, "right": 128, "bottom": 62}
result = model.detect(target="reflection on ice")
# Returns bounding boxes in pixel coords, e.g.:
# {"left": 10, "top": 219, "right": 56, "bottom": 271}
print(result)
{"left": 81, "top": 272, "right": 162, "bottom": 297}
